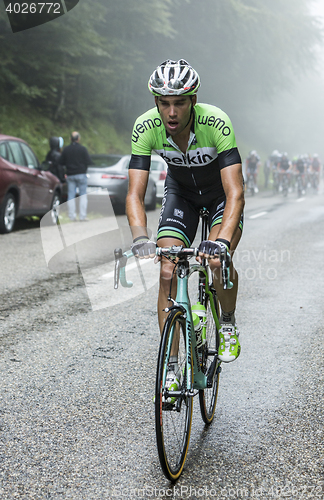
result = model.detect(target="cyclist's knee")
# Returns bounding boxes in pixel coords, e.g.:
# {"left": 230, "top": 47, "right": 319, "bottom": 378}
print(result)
{"left": 160, "top": 259, "right": 175, "bottom": 288}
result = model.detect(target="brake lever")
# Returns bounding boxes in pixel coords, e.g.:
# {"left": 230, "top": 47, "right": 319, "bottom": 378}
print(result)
{"left": 114, "top": 248, "right": 127, "bottom": 289}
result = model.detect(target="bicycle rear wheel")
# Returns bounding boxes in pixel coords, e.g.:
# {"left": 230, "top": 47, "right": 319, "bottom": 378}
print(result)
{"left": 199, "top": 290, "right": 221, "bottom": 424}
{"left": 297, "top": 176, "right": 303, "bottom": 197}
{"left": 155, "top": 308, "right": 193, "bottom": 481}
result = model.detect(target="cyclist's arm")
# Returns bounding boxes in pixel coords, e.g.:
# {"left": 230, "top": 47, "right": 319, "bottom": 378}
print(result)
{"left": 211, "top": 162, "right": 245, "bottom": 245}
{"left": 127, "top": 109, "right": 155, "bottom": 240}
{"left": 126, "top": 167, "right": 150, "bottom": 240}
{"left": 126, "top": 168, "right": 149, "bottom": 238}
{"left": 207, "top": 109, "right": 244, "bottom": 246}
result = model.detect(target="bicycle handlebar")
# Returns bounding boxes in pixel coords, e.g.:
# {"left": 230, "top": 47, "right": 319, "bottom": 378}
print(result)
{"left": 156, "top": 246, "right": 199, "bottom": 258}
{"left": 114, "top": 245, "right": 233, "bottom": 290}
{"left": 157, "top": 245, "right": 233, "bottom": 290}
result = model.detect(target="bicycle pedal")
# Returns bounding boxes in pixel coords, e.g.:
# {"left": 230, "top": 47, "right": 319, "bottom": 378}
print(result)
{"left": 162, "top": 402, "right": 176, "bottom": 411}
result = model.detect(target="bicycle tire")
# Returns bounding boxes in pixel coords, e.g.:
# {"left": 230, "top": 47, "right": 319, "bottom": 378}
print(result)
{"left": 155, "top": 308, "right": 193, "bottom": 481}
{"left": 297, "top": 176, "right": 303, "bottom": 198}
{"left": 250, "top": 179, "right": 255, "bottom": 196}
{"left": 199, "top": 290, "right": 221, "bottom": 424}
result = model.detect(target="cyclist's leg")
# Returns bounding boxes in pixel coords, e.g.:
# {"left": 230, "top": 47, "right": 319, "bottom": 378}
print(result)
{"left": 157, "top": 236, "right": 183, "bottom": 339}
{"left": 78, "top": 174, "right": 88, "bottom": 220}
{"left": 206, "top": 197, "right": 243, "bottom": 316}
{"left": 207, "top": 224, "right": 242, "bottom": 314}
{"left": 207, "top": 223, "right": 242, "bottom": 362}
{"left": 66, "top": 175, "right": 77, "bottom": 220}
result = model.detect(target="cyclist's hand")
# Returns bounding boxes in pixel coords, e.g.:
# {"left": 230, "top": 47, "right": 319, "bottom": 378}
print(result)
{"left": 198, "top": 239, "right": 231, "bottom": 265}
{"left": 199, "top": 240, "right": 221, "bottom": 258}
{"left": 131, "top": 236, "right": 156, "bottom": 258}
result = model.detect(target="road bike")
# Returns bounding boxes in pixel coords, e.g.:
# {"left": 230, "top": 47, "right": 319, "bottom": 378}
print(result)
{"left": 114, "top": 209, "right": 231, "bottom": 481}
{"left": 309, "top": 171, "right": 320, "bottom": 194}
{"left": 246, "top": 172, "right": 256, "bottom": 196}
{"left": 272, "top": 169, "right": 280, "bottom": 194}
{"left": 280, "top": 171, "right": 289, "bottom": 197}
{"left": 296, "top": 171, "right": 305, "bottom": 198}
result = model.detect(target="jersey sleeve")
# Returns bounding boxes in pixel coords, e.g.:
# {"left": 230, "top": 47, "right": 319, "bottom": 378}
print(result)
{"left": 217, "top": 147, "right": 242, "bottom": 169}
{"left": 129, "top": 108, "right": 165, "bottom": 170}
{"left": 129, "top": 154, "right": 151, "bottom": 171}
{"left": 208, "top": 108, "right": 241, "bottom": 169}
{"left": 130, "top": 108, "right": 158, "bottom": 163}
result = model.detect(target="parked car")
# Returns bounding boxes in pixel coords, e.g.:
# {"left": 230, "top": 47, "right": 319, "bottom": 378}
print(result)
{"left": 87, "top": 154, "right": 157, "bottom": 213}
{"left": 0, "top": 135, "right": 62, "bottom": 234}
{"left": 149, "top": 154, "right": 168, "bottom": 202}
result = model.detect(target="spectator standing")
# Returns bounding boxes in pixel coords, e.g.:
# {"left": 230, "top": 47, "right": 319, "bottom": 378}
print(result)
{"left": 59, "top": 131, "right": 92, "bottom": 221}
{"left": 45, "top": 136, "right": 65, "bottom": 182}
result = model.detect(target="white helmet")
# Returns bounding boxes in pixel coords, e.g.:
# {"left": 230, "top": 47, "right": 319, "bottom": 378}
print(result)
{"left": 148, "top": 59, "right": 200, "bottom": 96}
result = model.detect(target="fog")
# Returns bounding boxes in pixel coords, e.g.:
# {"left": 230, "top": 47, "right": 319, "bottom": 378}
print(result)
{"left": 238, "top": 66, "right": 324, "bottom": 159}
{"left": 0, "top": 0, "right": 323, "bottom": 163}
{"left": 121, "top": 0, "right": 324, "bottom": 163}
{"left": 238, "top": 0, "right": 324, "bottom": 159}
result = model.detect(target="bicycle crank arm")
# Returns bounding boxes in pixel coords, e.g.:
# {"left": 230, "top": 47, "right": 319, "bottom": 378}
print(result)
{"left": 207, "top": 356, "right": 221, "bottom": 388}
{"left": 164, "top": 389, "right": 196, "bottom": 399}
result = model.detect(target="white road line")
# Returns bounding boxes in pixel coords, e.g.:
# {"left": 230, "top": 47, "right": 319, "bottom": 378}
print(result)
{"left": 296, "top": 197, "right": 305, "bottom": 202}
{"left": 249, "top": 211, "right": 268, "bottom": 220}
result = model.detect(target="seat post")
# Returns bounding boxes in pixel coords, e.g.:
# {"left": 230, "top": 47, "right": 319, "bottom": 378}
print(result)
{"left": 199, "top": 207, "right": 209, "bottom": 242}
{"left": 198, "top": 208, "right": 209, "bottom": 303}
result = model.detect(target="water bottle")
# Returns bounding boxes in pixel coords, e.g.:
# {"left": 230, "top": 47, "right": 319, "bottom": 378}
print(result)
{"left": 192, "top": 312, "right": 203, "bottom": 365}
{"left": 191, "top": 302, "right": 207, "bottom": 348}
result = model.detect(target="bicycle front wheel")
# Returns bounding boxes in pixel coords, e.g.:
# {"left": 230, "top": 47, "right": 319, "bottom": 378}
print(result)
{"left": 199, "top": 290, "right": 221, "bottom": 424}
{"left": 155, "top": 308, "right": 193, "bottom": 481}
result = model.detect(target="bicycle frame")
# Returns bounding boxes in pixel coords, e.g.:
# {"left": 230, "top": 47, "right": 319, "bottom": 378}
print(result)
{"left": 162, "top": 210, "right": 221, "bottom": 395}
{"left": 114, "top": 208, "right": 228, "bottom": 397}
{"left": 163, "top": 262, "right": 220, "bottom": 395}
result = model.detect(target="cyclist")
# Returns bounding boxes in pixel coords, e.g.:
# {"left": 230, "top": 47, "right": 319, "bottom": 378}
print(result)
{"left": 126, "top": 60, "right": 244, "bottom": 390}
{"left": 278, "top": 152, "right": 292, "bottom": 191}
{"left": 270, "top": 150, "right": 281, "bottom": 192}
{"left": 245, "top": 150, "right": 260, "bottom": 193}
{"left": 295, "top": 155, "right": 306, "bottom": 194}
{"left": 310, "top": 154, "right": 321, "bottom": 191}
{"left": 264, "top": 157, "right": 271, "bottom": 189}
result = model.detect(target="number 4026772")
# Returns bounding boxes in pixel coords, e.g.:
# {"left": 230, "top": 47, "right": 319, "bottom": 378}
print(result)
{"left": 5, "top": 3, "right": 62, "bottom": 14}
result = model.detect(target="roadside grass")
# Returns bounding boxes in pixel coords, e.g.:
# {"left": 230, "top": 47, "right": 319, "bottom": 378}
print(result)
{"left": 0, "top": 99, "right": 130, "bottom": 159}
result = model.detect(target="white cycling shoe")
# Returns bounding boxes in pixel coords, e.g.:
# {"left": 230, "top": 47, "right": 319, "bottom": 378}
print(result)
{"left": 153, "top": 370, "right": 180, "bottom": 405}
{"left": 218, "top": 324, "right": 241, "bottom": 363}
{"left": 163, "top": 371, "right": 180, "bottom": 404}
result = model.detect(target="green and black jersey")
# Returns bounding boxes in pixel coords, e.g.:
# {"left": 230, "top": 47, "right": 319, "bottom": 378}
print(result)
{"left": 129, "top": 103, "right": 241, "bottom": 199}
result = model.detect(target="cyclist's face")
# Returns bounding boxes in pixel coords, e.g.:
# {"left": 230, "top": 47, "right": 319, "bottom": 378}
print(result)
{"left": 155, "top": 95, "right": 196, "bottom": 136}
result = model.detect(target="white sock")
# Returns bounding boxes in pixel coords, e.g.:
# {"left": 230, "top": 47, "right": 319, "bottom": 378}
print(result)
{"left": 221, "top": 309, "right": 235, "bottom": 324}
{"left": 168, "top": 356, "right": 179, "bottom": 375}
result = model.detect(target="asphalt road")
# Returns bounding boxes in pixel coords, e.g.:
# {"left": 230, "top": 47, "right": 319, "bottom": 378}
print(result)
{"left": 0, "top": 187, "right": 323, "bottom": 500}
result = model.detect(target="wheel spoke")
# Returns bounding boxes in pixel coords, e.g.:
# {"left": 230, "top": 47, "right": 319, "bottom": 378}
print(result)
{"left": 199, "top": 291, "right": 220, "bottom": 424}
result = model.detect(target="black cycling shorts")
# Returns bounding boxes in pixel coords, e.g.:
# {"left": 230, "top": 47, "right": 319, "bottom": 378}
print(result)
{"left": 157, "top": 175, "right": 244, "bottom": 247}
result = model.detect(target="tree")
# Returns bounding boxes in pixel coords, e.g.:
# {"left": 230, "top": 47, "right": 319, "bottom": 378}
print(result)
{"left": 0, "top": 0, "right": 322, "bottom": 144}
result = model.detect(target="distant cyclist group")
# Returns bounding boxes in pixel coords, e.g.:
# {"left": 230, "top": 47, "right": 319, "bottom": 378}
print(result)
{"left": 244, "top": 149, "right": 322, "bottom": 197}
